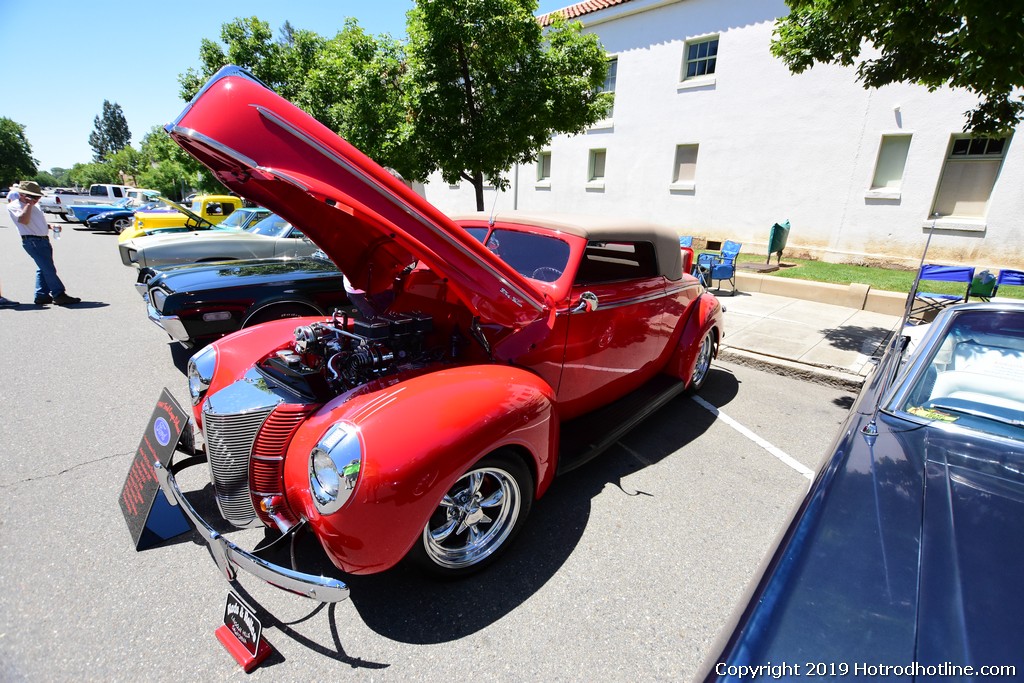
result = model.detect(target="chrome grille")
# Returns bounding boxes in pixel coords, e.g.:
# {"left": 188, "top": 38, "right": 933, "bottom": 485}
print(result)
{"left": 203, "top": 406, "right": 273, "bottom": 528}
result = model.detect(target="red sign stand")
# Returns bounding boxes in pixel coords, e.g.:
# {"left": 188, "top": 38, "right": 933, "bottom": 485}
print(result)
{"left": 216, "top": 625, "right": 274, "bottom": 672}
{"left": 216, "top": 592, "right": 274, "bottom": 672}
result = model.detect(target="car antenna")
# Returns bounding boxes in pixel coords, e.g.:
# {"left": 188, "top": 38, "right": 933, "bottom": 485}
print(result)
{"left": 861, "top": 216, "right": 941, "bottom": 444}
{"left": 899, "top": 215, "right": 941, "bottom": 329}
{"left": 487, "top": 179, "right": 500, "bottom": 228}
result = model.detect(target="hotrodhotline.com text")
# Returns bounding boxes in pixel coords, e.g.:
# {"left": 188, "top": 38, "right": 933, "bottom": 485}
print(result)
{"left": 715, "top": 662, "right": 1017, "bottom": 679}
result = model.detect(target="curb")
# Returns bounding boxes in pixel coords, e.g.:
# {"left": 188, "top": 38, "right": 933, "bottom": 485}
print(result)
{"left": 735, "top": 271, "right": 907, "bottom": 316}
{"left": 718, "top": 346, "right": 869, "bottom": 392}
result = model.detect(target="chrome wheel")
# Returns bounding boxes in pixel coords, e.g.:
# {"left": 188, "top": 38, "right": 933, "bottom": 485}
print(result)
{"left": 414, "top": 451, "right": 532, "bottom": 575}
{"left": 113, "top": 217, "right": 131, "bottom": 234}
{"left": 688, "top": 330, "right": 714, "bottom": 394}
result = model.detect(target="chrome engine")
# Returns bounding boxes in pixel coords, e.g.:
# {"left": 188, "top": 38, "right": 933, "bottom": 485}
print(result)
{"left": 259, "top": 311, "right": 438, "bottom": 401}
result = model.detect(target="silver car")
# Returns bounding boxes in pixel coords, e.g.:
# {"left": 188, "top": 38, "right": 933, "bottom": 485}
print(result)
{"left": 119, "top": 213, "right": 318, "bottom": 276}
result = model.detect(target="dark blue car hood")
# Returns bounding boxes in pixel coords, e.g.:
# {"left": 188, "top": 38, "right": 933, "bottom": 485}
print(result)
{"left": 709, "top": 410, "right": 1024, "bottom": 677}
{"left": 151, "top": 256, "right": 338, "bottom": 293}
{"left": 915, "top": 429, "right": 1024, "bottom": 669}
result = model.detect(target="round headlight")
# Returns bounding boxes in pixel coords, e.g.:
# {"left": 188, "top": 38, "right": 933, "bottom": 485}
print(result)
{"left": 187, "top": 345, "right": 217, "bottom": 405}
{"left": 309, "top": 423, "right": 362, "bottom": 515}
{"left": 312, "top": 449, "right": 340, "bottom": 498}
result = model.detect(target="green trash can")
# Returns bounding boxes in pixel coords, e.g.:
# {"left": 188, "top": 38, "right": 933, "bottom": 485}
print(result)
{"left": 970, "top": 270, "right": 996, "bottom": 300}
{"left": 767, "top": 220, "right": 790, "bottom": 265}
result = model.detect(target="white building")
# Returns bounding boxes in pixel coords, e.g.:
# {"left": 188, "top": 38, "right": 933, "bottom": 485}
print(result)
{"left": 422, "top": 0, "right": 1024, "bottom": 269}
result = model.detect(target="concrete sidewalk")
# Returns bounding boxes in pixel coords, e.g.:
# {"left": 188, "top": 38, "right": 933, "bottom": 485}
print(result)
{"left": 714, "top": 282, "right": 905, "bottom": 391}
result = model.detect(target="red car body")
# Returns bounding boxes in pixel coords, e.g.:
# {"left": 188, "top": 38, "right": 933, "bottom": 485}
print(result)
{"left": 156, "top": 66, "right": 723, "bottom": 602}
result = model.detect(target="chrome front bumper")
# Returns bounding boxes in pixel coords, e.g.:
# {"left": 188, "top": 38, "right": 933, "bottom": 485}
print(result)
{"left": 147, "top": 303, "right": 191, "bottom": 343}
{"left": 152, "top": 457, "right": 350, "bottom": 603}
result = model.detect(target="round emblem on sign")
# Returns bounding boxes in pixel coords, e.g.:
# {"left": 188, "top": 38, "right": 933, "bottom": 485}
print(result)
{"left": 154, "top": 417, "right": 172, "bottom": 447}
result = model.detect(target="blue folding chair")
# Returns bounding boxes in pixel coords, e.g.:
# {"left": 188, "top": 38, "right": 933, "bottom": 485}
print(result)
{"left": 911, "top": 264, "right": 975, "bottom": 320}
{"left": 699, "top": 240, "right": 741, "bottom": 295}
{"left": 994, "top": 269, "right": 1024, "bottom": 298}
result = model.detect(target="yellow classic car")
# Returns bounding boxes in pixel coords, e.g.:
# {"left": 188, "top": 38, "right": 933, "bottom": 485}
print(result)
{"left": 117, "top": 195, "right": 244, "bottom": 243}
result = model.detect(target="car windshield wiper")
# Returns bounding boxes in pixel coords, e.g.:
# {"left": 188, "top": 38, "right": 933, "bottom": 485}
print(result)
{"left": 928, "top": 399, "right": 1024, "bottom": 427}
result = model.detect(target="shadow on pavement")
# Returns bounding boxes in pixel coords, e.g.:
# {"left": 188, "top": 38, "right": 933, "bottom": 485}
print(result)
{"left": 145, "top": 366, "right": 739, "bottom": 654}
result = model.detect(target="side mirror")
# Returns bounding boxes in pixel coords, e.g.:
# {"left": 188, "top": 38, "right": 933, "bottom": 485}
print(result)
{"left": 571, "top": 291, "right": 598, "bottom": 314}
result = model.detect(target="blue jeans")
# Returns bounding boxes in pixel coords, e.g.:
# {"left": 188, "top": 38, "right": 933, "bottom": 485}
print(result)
{"left": 21, "top": 237, "right": 65, "bottom": 299}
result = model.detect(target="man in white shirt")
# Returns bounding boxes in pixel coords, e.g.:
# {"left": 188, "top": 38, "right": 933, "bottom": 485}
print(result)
{"left": 6, "top": 181, "right": 80, "bottom": 306}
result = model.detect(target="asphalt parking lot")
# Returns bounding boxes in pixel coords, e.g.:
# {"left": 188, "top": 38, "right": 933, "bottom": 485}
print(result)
{"left": 0, "top": 206, "right": 857, "bottom": 682}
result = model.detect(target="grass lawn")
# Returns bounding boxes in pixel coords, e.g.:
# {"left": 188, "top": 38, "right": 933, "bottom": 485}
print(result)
{"left": 735, "top": 254, "right": 1024, "bottom": 299}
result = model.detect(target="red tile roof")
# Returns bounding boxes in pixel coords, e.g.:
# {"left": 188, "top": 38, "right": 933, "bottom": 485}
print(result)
{"left": 538, "top": 0, "right": 634, "bottom": 26}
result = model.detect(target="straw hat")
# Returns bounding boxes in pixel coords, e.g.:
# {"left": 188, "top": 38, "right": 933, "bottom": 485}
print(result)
{"left": 17, "top": 181, "right": 43, "bottom": 197}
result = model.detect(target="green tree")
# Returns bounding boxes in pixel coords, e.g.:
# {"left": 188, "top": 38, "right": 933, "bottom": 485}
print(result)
{"left": 106, "top": 146, "right": 145, "bottom": 186}
{"left": 68, "top": 161, "right": 120, "bottom": 187}
{"left": 48, "top": 167, "right": 73, "bottom": 187}
{"left": 0, "top": 117, "right": 37, "bottom": 187}
{"left": 135, "top": 125, "right": 227, "bottom": 199}
{"left": 771, "top": 1, "right": 1024, "bottom": 134}
{"left": 88, "top": 100, "right": 132, "bottom": 161}
{"left": 298, "top": 20, "right": 418, "bottom": 175}
{"left": 33, "top": 171, "right": 60, "bottom": 188}
{"left": 179, "top": 17, "right": 325, "bottom": 102}
{"left": 179, "top": 17, "right": 412, "bottom": 173}
{"left": 406, "top": 0, "right": 610, "bottom": 210}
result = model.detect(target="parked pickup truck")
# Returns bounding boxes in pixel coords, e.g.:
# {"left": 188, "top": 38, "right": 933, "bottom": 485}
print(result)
{"left": 40, "top": 184, "right": 156, "bottom": 221}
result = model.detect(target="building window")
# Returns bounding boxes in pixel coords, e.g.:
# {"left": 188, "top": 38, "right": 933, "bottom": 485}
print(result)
{"left": 683, "top": 36, "right": 718, "bottom": 80}
{"left": 601, "top": 58, "right": 617, "bottom": 119}
{"left": 588, "top": 149, "right": 607, "bottom": 182}
{"left": 931, "top": 135, "right": 1009, "bottom": 218}
{"left": 671, "top": 144, "right": 699, "bottom": 190}
{"left": 866, "top": 134, "right": 912, "bottom": 199}
{"left": 537, "top": 152, "right": 551, "bottom": 183}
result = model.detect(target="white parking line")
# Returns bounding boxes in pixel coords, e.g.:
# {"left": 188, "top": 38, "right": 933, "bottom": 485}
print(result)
{"left": 690, "top": 395, "right": 815, "bottom": 480}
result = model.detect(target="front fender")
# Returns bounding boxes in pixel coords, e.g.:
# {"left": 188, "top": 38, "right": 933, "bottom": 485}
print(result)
{"left": 191, "top": 316, "right": 320, "bottom": 426}
{"left": 283, "top": 364, "right": 558, "bottom": 574}
{"left": 667, "top": 292, "right": 723, "bottom": 386}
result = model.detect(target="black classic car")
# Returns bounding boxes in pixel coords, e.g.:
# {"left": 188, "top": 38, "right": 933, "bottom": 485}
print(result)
{"left": 142, "top": 251, "right": 351, "bottom": 347}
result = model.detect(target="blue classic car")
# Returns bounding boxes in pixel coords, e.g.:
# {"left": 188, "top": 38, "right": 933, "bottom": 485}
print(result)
{"left": 82, "top": 201, "right": 172, "bottom": 233}
{"left": 704, "top": 302, "right": 1024, "bottom": 681}
{"left": 68, "top": 192, "right": 159, "bottom": 222}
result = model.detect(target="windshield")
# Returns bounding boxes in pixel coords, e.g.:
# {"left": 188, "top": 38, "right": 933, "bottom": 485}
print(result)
{"left": 245, "top": 214, "right": 293, "bottom": 238}
{"left": 214, "top": 209, "right": 259, "bottom": 230}
{"left": 891, "top": 309, "right": 1024, "bottom": 440}
{"left": 468, "top": 227, "right": 571, "bottom": 283}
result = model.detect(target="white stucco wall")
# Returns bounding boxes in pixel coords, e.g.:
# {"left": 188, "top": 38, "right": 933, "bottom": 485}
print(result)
{"left": 423, "top": 0, "right": 1024, "bottom": 269}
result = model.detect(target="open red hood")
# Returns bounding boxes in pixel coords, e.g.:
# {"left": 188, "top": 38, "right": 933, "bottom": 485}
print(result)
{"left": 166, "top": 66, "right": 548, "bottom": 330}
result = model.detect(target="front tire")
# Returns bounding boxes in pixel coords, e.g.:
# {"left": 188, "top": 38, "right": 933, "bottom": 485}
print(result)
{"left": 409, "top": 449, "right": 533, "bottom": 578}
{"left": 686, "top": 329, "right": 715, "bottom": 394}
{"left": 113, "top": 217, "right": 132, "bottom": 234}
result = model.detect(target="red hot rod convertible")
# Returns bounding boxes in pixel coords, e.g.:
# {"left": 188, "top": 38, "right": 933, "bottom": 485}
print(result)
{"left": 151, "top": 66, "right": 723, "bottom": 602}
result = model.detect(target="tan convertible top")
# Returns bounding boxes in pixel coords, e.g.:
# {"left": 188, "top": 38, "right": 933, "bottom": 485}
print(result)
{"left": 452, "top": 212, "right": 684, "bottom": 281}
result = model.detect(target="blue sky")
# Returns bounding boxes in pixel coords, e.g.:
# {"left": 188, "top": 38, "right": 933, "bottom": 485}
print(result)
{"left": 2, "top": 0, "right": 571, "bottom": 173}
